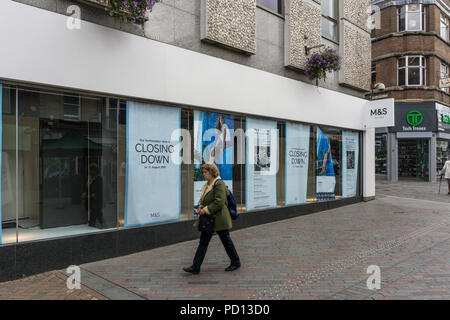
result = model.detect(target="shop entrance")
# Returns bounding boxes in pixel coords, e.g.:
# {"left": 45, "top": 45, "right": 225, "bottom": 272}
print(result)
{"left": 398, "top": 139, "right": 429, "bottom": 180}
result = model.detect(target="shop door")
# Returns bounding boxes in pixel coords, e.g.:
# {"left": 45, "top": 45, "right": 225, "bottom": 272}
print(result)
{"left": 398, "top": 139, "right": 429, "bottom": 180}
{"left": 416, "top": 139, "right": 429, "bottom": 180}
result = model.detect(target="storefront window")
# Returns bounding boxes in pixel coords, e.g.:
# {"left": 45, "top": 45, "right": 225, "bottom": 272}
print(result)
{"left": 1, "top": 85, "right": 17, "bottom": 243}
{"left": 1, "top": 86, "right": 119, "bottom": 244}
{"left": 277, "top": 122, "right": 285, "bottom": 207}
{"left": 398, "top": 139, "right": 429, "bottom": 180}
{"left": 315, "top": 127, "right": 342, "bottom": 200}
{"left": 233, "top": 116, "right": 246, "bottom": 212}
{"left": 285, "top": 122, "right": 312, "bottom": 205}
{"left": 375, "top": 134, "right": 387, "bottom": 175}
{"left": 180, "top": 109, "right": 193, "bottom": 220}
{"left": 437, "top": 139, "right": 449, "bottom": 177}
{"left": 0, "top": 83, "right": 363, "bottom": 245}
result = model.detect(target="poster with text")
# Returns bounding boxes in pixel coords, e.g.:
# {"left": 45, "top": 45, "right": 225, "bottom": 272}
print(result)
{"left": 246, "top": 118, "right": 278, "bottom": 211}
{"left": 286, "top": 123, "right": 310, "bottom": 205}
{"left": 193, "top": 111, "right": 234, "bottom": 205}
{"left": 342, "top": 131, "right": 359, "bottom": 198}
{"left": 316, "top": 127, "right": 336, "bottom": 201}
{"left": 125, "top": 101, "right": 181, "bottom": 226}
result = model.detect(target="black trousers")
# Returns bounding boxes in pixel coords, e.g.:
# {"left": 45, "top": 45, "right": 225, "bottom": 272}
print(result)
{"left": 192, "top": 230, "right": 240, "bottom": 271}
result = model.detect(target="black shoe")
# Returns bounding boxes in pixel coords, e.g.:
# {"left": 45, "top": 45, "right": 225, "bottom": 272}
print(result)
{"left": 225, "top": 265, "right": 240, "bottom": 272}
{"left": 183, "top": 267, "right": 200, "bottom": 274}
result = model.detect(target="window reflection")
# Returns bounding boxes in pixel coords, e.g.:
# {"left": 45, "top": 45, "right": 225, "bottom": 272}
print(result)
{"left": 1, "top": 84, "right": 363, "bottom": 244}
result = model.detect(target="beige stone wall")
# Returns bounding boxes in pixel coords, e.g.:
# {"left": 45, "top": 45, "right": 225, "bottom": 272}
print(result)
{"left": 342, "top": 0, "right": 371, "bottom": 32}
{"left": 284, "top": 0, "right": 322, "bottom": 70}
{"left": 340, "top": 23, "right": 371, "bottom": 91}
{"left": 338, "top": 0, "right": 371, "bottom": 91}
{"left": 201, "top": 0, "right": 256, "bottom": 54}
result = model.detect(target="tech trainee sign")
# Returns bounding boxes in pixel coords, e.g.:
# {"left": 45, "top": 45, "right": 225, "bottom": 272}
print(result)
{"left": 392, "top": 102, "right": 438, "bottom": 133}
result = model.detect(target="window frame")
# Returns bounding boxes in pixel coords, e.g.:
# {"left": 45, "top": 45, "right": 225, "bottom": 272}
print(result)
{"left": 321, "top": 0, "right": 339, "bottom": 43}
{"left": 441, "top": 62, "right": 449, "bottom": 93}
{"left": 371, "top": 63, "right": 376, "bottom": 85}
{"left": 397, "top": 56, "right": 427, "bottom": 87}
{"left": 256, "top": 0, "right": 284, "bottom": 17}
{"left": 441, "top": 13, "right": 449, "bottom": 42}
{"left": 63, "top": 93, "right": 81, "bottom": 122}
{"left": 398, "top": 4, "right": 426, "bottom": 32}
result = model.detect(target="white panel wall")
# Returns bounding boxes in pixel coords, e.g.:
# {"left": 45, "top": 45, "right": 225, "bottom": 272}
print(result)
{"left": 0, "top": 0, "right": 366, "bottom": 130}
{"left": 363, "top": 128, "right": 375, "bottom": 199}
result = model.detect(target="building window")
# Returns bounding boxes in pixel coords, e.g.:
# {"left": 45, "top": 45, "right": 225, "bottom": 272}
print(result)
{"left": 256, "top": 0, "right": 283, "bottom": 15}
{"left": 398, "top": 56, "right": 426, "bottom": 86}
{"left": 441, "top": 63, "right": 449, "bottom": 93}
{"left": 398, "top": 4, "right": 426, "bottom": 32}
{"left": 441, "top": 13, "right": 449, "bottom": 42}
{"left": 370, "top": 12, "right": 377, "bottom": 38}
{"left": 63, "top": 94, "right": 81, "bottom": 121}
{"left": 321, "top": 0, "right": 339, "bottom": 42}
{"left": 371, "top": 63, "right": 376, "bottom": 85}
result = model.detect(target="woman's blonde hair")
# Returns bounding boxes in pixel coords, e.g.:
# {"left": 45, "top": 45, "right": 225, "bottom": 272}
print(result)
{"left": 201, "top": 163, "right": 220, "bottom": 178}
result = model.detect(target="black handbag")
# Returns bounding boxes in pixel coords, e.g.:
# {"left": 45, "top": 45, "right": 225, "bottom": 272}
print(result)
{"left": 198, "top": 214, "right": 215, "bottom": 234}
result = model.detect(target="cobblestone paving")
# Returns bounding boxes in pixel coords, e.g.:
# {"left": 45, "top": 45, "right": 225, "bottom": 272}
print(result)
{"left": 0, "top": 179, "right": 449, "bottom": 300}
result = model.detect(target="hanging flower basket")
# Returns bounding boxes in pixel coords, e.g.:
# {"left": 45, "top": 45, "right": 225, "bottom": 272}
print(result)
{"left": 304, "top": 47, "right": 342, "bottom": 85}
{"left": 96, "top": 0, "right": 160, "bottom": 27}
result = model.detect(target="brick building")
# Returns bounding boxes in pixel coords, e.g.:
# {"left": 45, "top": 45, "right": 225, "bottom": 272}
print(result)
{"left": 370, "top": 0, "right": 450, "bottom": 182}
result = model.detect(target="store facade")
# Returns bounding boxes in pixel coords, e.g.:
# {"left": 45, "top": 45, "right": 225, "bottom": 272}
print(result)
{"left": 0, "top": 0, "right": 374, "bottom": 280}
{"left": 376, "top": 102, "right": 450, "bottom": 181}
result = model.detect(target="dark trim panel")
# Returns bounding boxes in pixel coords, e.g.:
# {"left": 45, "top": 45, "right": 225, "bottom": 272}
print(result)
{"left": 0, "top": 197, "right": 362, "bottom": 282}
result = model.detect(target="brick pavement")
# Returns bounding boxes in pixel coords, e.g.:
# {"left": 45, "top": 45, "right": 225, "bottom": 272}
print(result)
{"left": 0, "top": 179, "right": 449, "bottom": 300}
{"left": 0, "top": 270, "right": 107, "bottom": 300}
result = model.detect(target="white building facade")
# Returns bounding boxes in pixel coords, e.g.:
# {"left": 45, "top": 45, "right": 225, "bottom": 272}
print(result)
{"left": 0, "top": 0, "right": 374, "bottom": 280}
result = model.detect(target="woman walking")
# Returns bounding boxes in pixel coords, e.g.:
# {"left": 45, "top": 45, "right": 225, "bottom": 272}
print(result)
{"left": 441, "top": 157, "right": 450, "bottom": 194}
{"left": 183, "top": 163, "right": 241, "bottom": 274}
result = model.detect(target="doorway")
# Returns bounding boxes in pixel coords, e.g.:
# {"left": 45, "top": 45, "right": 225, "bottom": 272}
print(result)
{"left": 398, "top": 139, "right": 429, "bottom": 180}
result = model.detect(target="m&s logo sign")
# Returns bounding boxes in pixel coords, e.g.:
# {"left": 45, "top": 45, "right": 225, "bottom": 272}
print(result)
{"left": 370, "top": 108, "right": 388, "bottom": 116}
{"left": 406, "top": 110, "right": 423, "bottom": 127}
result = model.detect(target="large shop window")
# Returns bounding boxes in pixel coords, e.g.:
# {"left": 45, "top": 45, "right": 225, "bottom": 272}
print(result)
{"left": 321, "top": 0, "right": 339, "bottom": 43}
{"left": 0, "top": 84, "right": 362, "bottom": 244}
{"left": 375, "top": 134, "right": 387, "bottom": 175}
{"left": 256, "top": 0, "right": 283, "bottom": 15}
{"left": 437, "top": 139, "right": 449, "bottom": 178}
{"left": 1, "top": 86, "right": 119, "bottom": 243}
{"left": 398, "top": 4, "right": 426, "bottom": 32}
{"left": 398, "top": 56, "right": 426, "bottom": 86}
